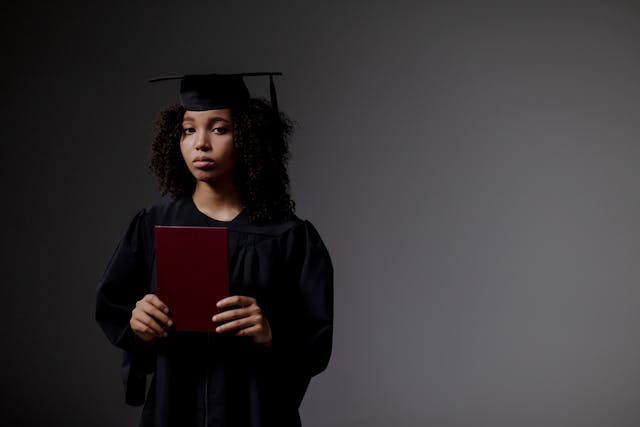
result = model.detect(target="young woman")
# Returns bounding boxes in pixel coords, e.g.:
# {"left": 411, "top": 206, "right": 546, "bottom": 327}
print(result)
{"left": 96, "top": 73, "right": 333, "bottom": 427}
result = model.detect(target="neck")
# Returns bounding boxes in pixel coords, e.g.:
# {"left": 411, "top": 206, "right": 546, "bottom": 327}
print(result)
{"left": 192, "top": 180, "right": 243, "bottom": 221}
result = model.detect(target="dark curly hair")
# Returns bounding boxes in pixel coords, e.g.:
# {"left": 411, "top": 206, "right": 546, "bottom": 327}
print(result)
{"left": 150, "top": 99, "right": 295, "bottom": 223}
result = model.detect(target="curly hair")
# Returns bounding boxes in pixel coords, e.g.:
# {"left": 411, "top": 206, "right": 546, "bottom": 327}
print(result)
{"left": 149, "top": 99, "right": 295, "bottom": 223}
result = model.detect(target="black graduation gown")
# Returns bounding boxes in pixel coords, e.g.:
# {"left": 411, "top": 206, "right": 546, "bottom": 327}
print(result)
{"left": 96, "top": 197, "right": 333, "bottom": 427}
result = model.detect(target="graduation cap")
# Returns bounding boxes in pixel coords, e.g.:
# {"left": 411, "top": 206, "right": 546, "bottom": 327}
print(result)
{"left": 149, "top": 72, "right": 283, "bottom": 113}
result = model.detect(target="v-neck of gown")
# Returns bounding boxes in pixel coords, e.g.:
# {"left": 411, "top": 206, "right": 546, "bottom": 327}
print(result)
{"left": 187, "top": 197, "right": 248, "bottom": 228}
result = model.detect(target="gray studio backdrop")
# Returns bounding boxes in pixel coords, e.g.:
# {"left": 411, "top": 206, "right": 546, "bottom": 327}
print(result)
{"left": 2, "top": 1, "right": 639, "bottom": 426}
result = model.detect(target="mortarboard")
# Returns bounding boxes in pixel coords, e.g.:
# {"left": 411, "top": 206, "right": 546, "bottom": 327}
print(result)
{"left": 149, "top": 72, "right": 282, "bottom": 113}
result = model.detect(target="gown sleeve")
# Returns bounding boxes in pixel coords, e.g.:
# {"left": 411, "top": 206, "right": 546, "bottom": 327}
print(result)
{"left": 272, "top": 220, "right": 334, "bottom": 406}
{"left": 95, "top": 210, "right": 155, "bottom": 406}
{"left": 293, "top": 220, "right": 333, "bottom": 376}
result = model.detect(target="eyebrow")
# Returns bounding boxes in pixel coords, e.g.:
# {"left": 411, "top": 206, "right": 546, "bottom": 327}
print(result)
{"left": 182, "top": 116, "right": 231, "bottom": 124}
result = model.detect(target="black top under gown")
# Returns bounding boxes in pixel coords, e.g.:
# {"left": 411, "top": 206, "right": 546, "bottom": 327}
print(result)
{"left": 96, "top": 197, "right": 333, "bottom": 427}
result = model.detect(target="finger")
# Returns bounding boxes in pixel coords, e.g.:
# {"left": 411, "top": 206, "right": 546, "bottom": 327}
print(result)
{"left": 235, "top": 324, "right": 260, "bottom": 336}
{"left": 211, "top": 306, "right": 258, "bottom": 323}
{"left": 138, "top": 301, "right": 173, "bottom": 327}
{"left": 236, "top": 324, "right": 272, "bottom": 346}
{"left": 131, "top": 318, "right": 164, "bottom": 339}
{"left": 135, "top": 312, "right": 166, "bottom": 336}
{"left": 216, "top": 295, "right": 256, "bottom": 308}
{"left": 130, "top": 319, "right": 155, "bottom": 341}
{"left": 144, "top": 294, "right": 170, "bottom": 314}
{"left": 131, "top": 318, "right": 154, "bottom": 334}
{"left": 234, "top": 323, "right": 268, "bottom": 340}
{"left": 135, "top": 312, "right": 168, "bottom": 336}
{"left": 215, "top": 315, "right": 261, "bottom": 333}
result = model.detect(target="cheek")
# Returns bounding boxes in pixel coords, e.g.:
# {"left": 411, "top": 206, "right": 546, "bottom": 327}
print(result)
{"left": 220, "top": 137, "right": 236, "bottom": 159}
{"left": 228, "top": 144, "right": 239, "bottom": 167}
{"left": 179, "top": 139, "right": 189, "bottom": 161}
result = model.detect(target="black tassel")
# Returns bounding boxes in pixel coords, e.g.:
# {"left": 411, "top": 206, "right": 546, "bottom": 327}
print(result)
{"left": 269, "top": 74, "right": 279, "bottom": 115}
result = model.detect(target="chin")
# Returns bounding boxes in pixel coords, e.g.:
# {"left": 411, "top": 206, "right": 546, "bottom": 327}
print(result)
{"left": 193, "top": 171, "right": 233, "bottom": 186}
{"left": 194, "top": 172, "right": 215, "bottom": 181}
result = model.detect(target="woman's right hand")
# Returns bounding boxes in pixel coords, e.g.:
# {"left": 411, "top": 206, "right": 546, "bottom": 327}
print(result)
{"left": 130, "top": 294, "right": 173, "bottom": 343}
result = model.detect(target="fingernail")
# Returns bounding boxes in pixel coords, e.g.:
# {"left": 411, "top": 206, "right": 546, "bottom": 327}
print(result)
{"left": 211, "top": 315, "right": 217, "bottom": 321}
{"left": 167, "top": 320, "right": 173, "bottom": 327}
{"left": 163, "top": 307, "right": 169, "bottom": 314}
{"left": 215, "top": 327, "right": 221, "bottom": 333}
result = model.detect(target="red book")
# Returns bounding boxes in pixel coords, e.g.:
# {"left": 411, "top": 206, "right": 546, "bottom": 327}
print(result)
{"left": 155, "top": 226, "right": 229, "bottom": 332}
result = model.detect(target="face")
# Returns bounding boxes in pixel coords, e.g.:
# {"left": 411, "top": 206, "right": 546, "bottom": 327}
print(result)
{"left": 180, "top": 109, "right": 236, "bottom": 185}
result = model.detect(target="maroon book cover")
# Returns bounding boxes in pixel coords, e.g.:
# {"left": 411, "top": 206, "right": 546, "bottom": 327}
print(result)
{"left": 155, "top": 226, "right": 229, "bottom": 332}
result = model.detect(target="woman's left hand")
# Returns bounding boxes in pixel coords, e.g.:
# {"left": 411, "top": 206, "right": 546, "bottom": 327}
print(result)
{"left": 212, "top": 295, "right": 272, "bottom": 347}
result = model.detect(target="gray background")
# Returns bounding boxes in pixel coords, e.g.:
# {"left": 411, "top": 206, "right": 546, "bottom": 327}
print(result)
{"left": 2, "top": 1, "right": 640, "bottom": 426}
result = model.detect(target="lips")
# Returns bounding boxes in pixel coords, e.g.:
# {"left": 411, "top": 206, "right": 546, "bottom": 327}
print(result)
{"left": 193, "top": 157, "right": 215, "bottom": 169}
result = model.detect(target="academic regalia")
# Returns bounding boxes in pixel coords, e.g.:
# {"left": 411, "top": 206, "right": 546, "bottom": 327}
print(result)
{"left": 96, "top": 197, "right": 333, "bottom": 427}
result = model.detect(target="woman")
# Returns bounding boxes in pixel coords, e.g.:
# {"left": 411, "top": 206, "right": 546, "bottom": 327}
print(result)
{"left": 96, "top": 73, "right": 333, "bottom": 427}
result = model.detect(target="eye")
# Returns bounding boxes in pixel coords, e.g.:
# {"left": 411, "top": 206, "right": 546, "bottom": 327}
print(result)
{"left": 212, "top": 126, "right": 228, "bottom": 135}
{"left": 182, "top": 127, "right": 195, "bottom": 135}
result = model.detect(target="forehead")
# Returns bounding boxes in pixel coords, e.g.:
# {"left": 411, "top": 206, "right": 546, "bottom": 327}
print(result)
{"left": 182, "top": 109, "right": 232, "bottom": 122}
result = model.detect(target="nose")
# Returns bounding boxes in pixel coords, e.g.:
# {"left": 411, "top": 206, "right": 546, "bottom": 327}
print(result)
{"left": 194, "top": 131, "right": 211, "bottom": 151}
